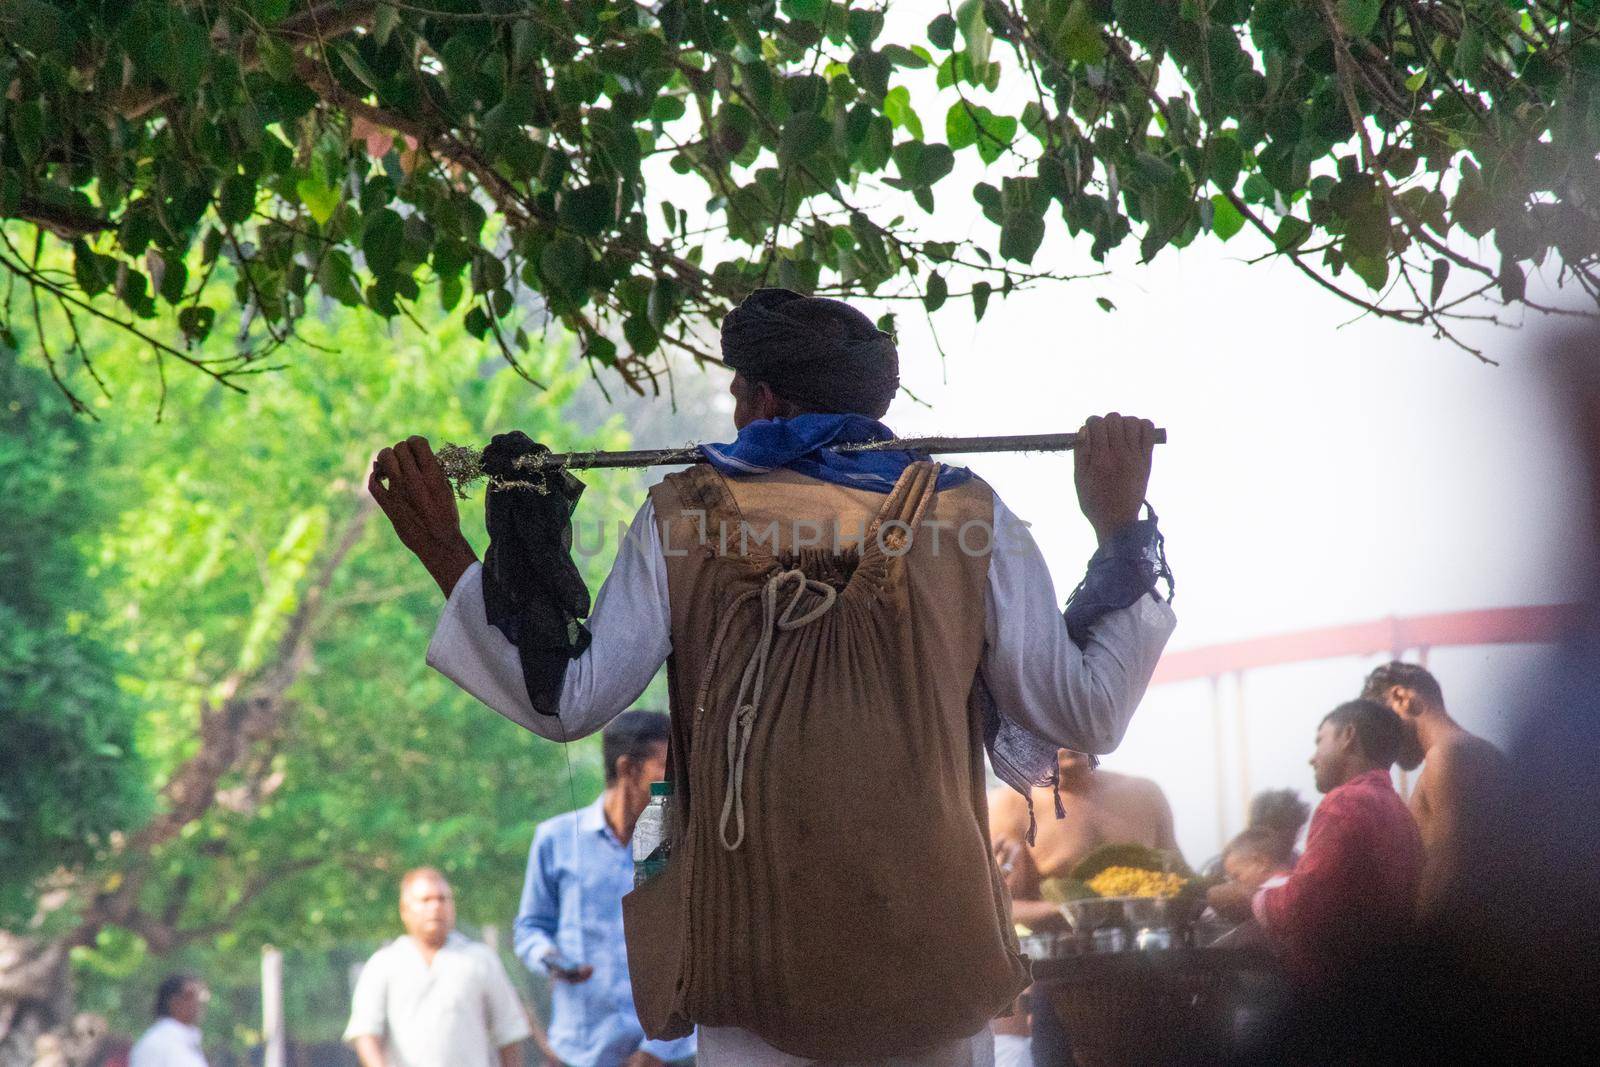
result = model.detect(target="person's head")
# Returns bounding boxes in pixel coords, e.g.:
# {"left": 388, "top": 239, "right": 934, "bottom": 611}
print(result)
{"left": 721, "top": 288, "right": 899, "bottom": 428}
{"left": 1057, "top": 749, "right": 1094, "bottom": 787}
{"left": 1222, "top": 827, "right": 1287, "bottom": 891}
{"left": 1360, "top": 661, "right": 1446, "bottom": 770}
{"left": 1311, "top": 699, "right": 1404, "bottom": 793}
{"left": 154, "top": 974, "right": 207, "bottom": 1026}
{"left": 602, "top": 709, "right": 670, "bottom": 804}
{"left": 1246, "top": 788, "right": 1311, "bottom": 862}
{"left": 398, "top": 867, "right": 455, "bottom": 947}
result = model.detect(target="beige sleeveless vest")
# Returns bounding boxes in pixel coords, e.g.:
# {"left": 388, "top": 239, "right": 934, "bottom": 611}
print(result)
{"left": 622, "top": 462, "right": 1029, "bottom": 1061}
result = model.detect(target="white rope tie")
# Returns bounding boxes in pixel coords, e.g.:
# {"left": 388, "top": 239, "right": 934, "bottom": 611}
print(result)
{"left": 718, "top": 568, "right": 837, "bottom": 850}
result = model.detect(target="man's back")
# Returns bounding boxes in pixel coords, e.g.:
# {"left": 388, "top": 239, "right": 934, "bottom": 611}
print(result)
{"left": 992, "top": 770, "right": 1175, "bottom": 880}
{"left": 626, "top": 461, "right": 1027, "bottom": 1059}
{"left": 1044, "top": 772, "right": 1174, "bottom": 878}
{"left": 1410, "top": 731, "right": 1509, "bottom": 905}
{"left": 130, "top": 1018, "right": 207, "bottom": 1067}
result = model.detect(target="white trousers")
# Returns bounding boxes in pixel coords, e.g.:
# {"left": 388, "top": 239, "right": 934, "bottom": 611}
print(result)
{"left": 696, "top": 1026, "right": 996, "bottom": 1067}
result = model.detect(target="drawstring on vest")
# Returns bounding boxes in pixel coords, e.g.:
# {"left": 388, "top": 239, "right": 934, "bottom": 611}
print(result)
{"left": 715, "top": 568, "right": 836, "bottom": 850}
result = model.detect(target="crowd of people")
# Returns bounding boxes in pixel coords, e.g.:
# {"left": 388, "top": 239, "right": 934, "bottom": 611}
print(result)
{"left": 978, "top": 660, "right": 1508, "bottom": 1067}
{"left": 128, "top": 657, "right": 1505, "bottom": 1067}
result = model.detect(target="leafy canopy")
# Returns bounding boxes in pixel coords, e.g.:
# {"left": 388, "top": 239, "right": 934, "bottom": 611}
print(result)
{"left": 2, "top": 0, "right": 1598, "bottom": 392}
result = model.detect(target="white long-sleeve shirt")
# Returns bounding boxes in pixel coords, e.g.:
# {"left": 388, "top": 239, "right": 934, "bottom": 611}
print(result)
{"left": 427, "top": 495, "right": 1176, "bottom": 750}
{"left": 426, "top": 490, "right": 1175, "bottom": 1067}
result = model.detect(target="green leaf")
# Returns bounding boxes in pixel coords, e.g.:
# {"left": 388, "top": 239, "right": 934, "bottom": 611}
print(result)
{"left": 296, "top": 174, "right": 341, "bottom": 226}
{"left": 539, "top": 236, "right": 590, "bottom": 289}
{"left": 1498, "top": 258, "right": 1526, "bottom": 303}
{"left": 781, "top": 0, "right": 828, "bottom": 24}
{"left": 880, "top": 44, "right": 929, "bottom": 69}
{"left": 218, "top": 174, "right": 256, "bottom": 225}
{"left": 1348, "top": 251, "right": 1389, "bottom": 291}
{"left": 1272, "top": 216, "right": 1312, "bottom": 253}
{"left": 1057, "top": 1, "right": 1108, "bottom": 65}
{"left": 1430, "top": 258, "right": 1450, "bottom": 306}
{"left": 648, "top": 278, "right": 680, "bottom": 331}
{"left": 1209, "top": 135, "right": 1243, "bottom": 193}
{"left": 373, "top": 3, "right": 401, "bottom": 47}
{"left": 1096, "top": 297, "right": 1116, "bottom": 312}
{"left": 1209, "top": 194, "right": 1245, "bottom": 240}
{"left": 336, "top": 41, "right": 384, "bottom": 94}
{"left": 882, "top": 86, "right": 923, "bottom": 139}
{"left": 151, "top": 11, "right": 209, "bottom": 96}
{"left": 72, "top": 242, "right": 110, "bottom": 297}
{"left": 973, "top": 111, "right": 1017, "bottom": 165}
{"left": 158, "top": 256, "right": 187, "bottom": 305}
{"left": 361, "top": 208, "right": 406, "bottom": 274}
{"left": 780, "top": 112, "right": 832, "bottom": 161}
{"left": 177, "top": 305, "right": 216, "bottom": 342}
{"left": 1000, "top": 213, "right": 1046, "bottom": 263}
{"left": 10, "top": 101, "right": 42, "bottom": 165}
{"left": 1455, "top": 28, "right": 1485, "bottom": 76}
{"left": 257, "top": 36, "right": 296, "bottom": 81}
{"left": 1404, "top": 70, "right": 1427, "bottom": 92}
{"left": 957, "top": 0, "right": 993, "bottom": 75}
{"left": 972, "top": 280, "right": 992, "bottom": 321}
{"left": 558, "top": 185, "right": 615, "bottom": 237}
{"left": 315, "top": 250, "right": 362, "bottom": 306}
{"left": 928, "top": 13, "right": 958, "bottom": 50}
{"left": 1335, "top": 0, "right": 1382, "bottom": 37}
{"left": 946, "top": 103, "right": 977, "bottom": 150}
{"left": 923, "top": 271, "right": 948, "bottom": 311}
{"left": 470, "top": 252, "right": 507, "bottom": 295}
{"left": 919, "top": 144, "right": 955, "bottom": 185}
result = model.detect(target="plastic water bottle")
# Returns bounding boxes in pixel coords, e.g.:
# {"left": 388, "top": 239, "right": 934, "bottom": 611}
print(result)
{"left": 633, "top": 781, "right": 671, "bottom": 888}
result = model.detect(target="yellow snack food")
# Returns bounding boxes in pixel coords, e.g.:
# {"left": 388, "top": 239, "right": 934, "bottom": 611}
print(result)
{"left": 1085, "top": 865, "right": 1188, "bottom": 899}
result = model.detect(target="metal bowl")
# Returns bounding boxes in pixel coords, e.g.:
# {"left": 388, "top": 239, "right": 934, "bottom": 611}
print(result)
{"left": 1059, "top": 896, "right": 1131, "bottom": 933}
{"left": 1122, "top": 894, "right": 1207, "bottom": 931}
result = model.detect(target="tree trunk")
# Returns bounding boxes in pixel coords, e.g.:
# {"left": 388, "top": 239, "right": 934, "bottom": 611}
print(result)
{"left": 0, "top": 934, "right": 69, "bottom": 1067}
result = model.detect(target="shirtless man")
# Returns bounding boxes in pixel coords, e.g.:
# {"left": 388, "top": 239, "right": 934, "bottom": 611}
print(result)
{"left": 989, "top": 751, "right": 1180, "bottom": 1066}
{"left": 1360, "top": 661, "right": 1509, "bottom": 912}
{"left": 993, "top": 750, "right": 1179, "bottom": 896}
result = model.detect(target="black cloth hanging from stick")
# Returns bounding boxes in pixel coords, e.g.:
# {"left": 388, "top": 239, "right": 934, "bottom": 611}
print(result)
{"left": 480, "top": 432, "right": 592, "bottom": 716}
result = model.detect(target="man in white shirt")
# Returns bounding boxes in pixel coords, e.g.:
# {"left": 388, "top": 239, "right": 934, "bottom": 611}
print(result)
{"left": 130, "top": 974, "right": 209, "bottom": 1067}
{"left": 369, "top": 289, "right": 1176, "bottom": 1065}
{"left": 345, "top": 868, "right": 532, "bottom": 1067}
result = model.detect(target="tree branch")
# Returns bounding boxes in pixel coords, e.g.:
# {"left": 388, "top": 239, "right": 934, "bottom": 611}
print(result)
{"left": 66, "top": 487, "right": 377, "bottom": 948}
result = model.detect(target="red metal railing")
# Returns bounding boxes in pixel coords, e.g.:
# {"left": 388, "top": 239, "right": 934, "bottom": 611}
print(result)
{"left": 1151, "top": 604, "right": 1578, "bottom": 685}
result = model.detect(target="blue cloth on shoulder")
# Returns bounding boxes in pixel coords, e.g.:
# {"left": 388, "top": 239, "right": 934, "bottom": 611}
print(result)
{"left": 701, "top": 413, "right": 971, "bottom": 492}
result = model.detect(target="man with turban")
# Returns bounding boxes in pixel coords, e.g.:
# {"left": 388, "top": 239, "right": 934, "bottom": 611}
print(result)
{"left": 370, "top": 289, "right": 1176, "bottom": 1067}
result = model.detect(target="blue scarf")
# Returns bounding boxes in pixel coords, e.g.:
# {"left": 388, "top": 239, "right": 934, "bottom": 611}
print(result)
{"left": 701, "top": 414, "right": 971, "bottom": 493}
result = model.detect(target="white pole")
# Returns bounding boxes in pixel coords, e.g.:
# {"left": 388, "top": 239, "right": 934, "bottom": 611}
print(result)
{"left": 262, "top": 945, "right": 285, "bottom": 1067}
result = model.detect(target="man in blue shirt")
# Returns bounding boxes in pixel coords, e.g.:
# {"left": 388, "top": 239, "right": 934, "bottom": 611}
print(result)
{"left": 515, "top": 710, "right": 694, "bottom": 1067}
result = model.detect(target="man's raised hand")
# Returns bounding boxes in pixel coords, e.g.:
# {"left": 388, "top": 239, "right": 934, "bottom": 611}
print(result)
{"left": 369, "top": 435, "right": 479, "bottom": 598}
{"left": 1073, "top": 412, "right": 1157, "bottom": 544}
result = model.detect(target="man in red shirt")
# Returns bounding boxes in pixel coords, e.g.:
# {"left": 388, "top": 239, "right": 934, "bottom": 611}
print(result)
{"left": 1212, "top": 699, "right": 1423, "bottom": 984}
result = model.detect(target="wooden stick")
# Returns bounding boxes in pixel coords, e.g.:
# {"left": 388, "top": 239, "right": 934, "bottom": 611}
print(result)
{"left": 516, "top": 430, "right": 1165, "bottom": 471}
{"left": 438, "top": 430, "right": 1168, "bottom": 491}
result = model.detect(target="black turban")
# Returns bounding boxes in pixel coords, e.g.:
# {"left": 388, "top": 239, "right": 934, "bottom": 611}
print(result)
{"left": 720, "top": 288, "right": 900, "bottom": 417}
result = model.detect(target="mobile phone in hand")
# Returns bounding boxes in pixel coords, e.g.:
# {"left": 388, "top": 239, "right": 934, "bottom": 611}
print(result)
{"left": 543, "top": 952, "right": 587, "bottom": 980}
